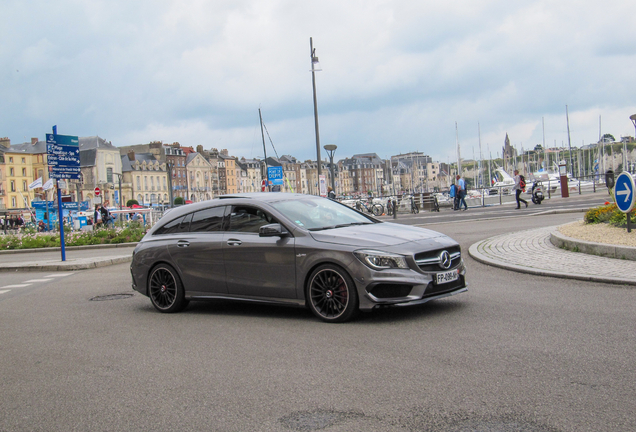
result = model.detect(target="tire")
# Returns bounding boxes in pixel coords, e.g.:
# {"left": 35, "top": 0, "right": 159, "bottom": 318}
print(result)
{"left": 372, "top": 204, "right": 383, "bottom": 216}
{"left": 148, "top": 263, "right": 188, "bottom": 313}
{"left": 307, "top": 264, "right": 359, "bottom": 323}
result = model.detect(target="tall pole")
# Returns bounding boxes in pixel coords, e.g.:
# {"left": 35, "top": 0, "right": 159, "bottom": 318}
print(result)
{"left": 566, "top": 105, "right": 573, "bottom": 175}
{"left": 455, "top": 122, "right": 462, "bottom": 174}
{"left": 259, "top": 108, "right": 269, "bottom": 191}
{"left": 310, "top": 37, "right": 322, "bottom": 181}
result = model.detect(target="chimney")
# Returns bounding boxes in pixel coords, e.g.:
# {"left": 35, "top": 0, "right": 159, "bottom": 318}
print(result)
{"left": 0, "top": 137, "right": 10, "bottom": 149}
{"left": 127, "top": 151, "right": 135, "bottom": 161}
{"left": 31, "top": 138, "right": 39, "bottom": 145}
{"left": 221, "top": 149, "right": 229, "bottom": 156}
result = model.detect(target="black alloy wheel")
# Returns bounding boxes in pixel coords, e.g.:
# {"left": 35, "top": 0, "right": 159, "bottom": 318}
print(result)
{"left": 148, "top": 264, "right": 188, "bottom": 313}
{"left": 307, "top": 265, "right": 358, "bottom": 323}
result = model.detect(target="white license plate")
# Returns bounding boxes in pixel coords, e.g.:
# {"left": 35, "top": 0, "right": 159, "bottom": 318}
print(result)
{"left": 436, "top": 270, "right": 459, "bottom": 284}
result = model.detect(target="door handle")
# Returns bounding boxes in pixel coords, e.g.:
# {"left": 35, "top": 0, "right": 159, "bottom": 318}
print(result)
{"left": 177, "top": 240, "right": 190, "bottom": 248}
{"left": 227, "top": 239, "right": 242, "bottom": 246}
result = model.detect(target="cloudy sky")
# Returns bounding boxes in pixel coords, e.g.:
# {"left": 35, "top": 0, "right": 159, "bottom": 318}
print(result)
{"left": 2, "top": 0, "right": 635, "bottom": 163}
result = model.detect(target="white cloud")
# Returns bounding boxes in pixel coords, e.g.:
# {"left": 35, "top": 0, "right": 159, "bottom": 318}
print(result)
{"left": 1, "top": 0, "right": 635, "bottom": 164}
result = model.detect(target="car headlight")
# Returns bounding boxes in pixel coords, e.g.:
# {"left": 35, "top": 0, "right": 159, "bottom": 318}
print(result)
{"left": 354, "top": 250, "right": 408, "bottom": 270}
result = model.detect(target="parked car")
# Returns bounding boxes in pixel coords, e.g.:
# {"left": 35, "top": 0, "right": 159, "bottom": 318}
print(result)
{"left": 130, "top": 193, "right": 467, "bottom": 322}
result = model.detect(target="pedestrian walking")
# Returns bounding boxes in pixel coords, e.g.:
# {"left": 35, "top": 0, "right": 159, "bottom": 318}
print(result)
{"left": 513, "top": 169, "right": 528, "bottom": 209}
{"left": 449, "top": 183, "right": 458, "bottom": 210}
{"left": 456, "top": 175, "right": 468, "bottom": 211}
{"left": 94, "top": 205, "right": 103, "bottom": 228}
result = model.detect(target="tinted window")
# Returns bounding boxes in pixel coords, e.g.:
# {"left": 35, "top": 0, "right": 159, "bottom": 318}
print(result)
{"left": 190, "top": 206, "right": 226, "bottom": 232}
{"left": 178, "top": 213, "right": 192, "bottom": 232}
{"left": 228, "top": 206, "right": 275, "bottom": 233}
{"left": 154, "top": 216, "right": 184, "bottom": 235}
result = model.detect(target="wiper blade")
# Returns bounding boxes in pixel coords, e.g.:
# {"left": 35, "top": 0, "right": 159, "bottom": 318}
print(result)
{"left": 334, "top": 222, "right": 374, "bottom": 228}
{"left": 308, "top": 226, "right": 337, "bottom": 231}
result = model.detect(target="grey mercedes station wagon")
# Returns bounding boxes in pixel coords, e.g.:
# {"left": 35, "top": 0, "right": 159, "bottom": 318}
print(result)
{"left": 130, "top": 193, "right": 467, "bottom": 322}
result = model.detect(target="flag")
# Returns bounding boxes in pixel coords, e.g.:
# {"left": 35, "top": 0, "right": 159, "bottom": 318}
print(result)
{"left": 42, "top": 179, "right": 54, "bottom": 190}
{"left": 28, "top": 177, "right": 42, "bottom": 190}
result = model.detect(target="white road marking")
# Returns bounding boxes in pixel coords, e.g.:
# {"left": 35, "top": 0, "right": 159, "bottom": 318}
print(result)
{"left": 45, "top": 273, "right": 74, "bottom": 278}
{"left": 0, "top": 290, "right": 10, "bottom": 295}
{"left": 1, "top": 284, "right": 31, "bottom": 288}
{"left": 23, "top": 279, "right": 53, "bottom": 283}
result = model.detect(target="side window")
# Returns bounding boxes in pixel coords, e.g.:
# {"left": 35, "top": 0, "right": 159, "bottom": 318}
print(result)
{"left": 154, "top": 216, "right": 184, "bottom": 235}
{"left": 190, "top": 206, "right": 225, "bottom": 232}
{"left": 228, "top": 206, "right": 275, "bottom": 233}
{"left": 178, "top": 213, "right": 192, "bottom": 233}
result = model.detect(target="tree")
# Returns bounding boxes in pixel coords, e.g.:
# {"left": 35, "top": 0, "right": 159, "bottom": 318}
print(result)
{"left": 126, "top": 199, "right": 139, "bottom": 207}
{"left": 601, "top": 133, "right": 616, "bottom": 143}
{"left": 174, "top": 197, "right": 185, "bottom": 205}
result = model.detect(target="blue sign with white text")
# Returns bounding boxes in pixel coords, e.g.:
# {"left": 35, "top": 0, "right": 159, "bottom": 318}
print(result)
{"left": 267, "top": 166, "right": 284, "bottom": 186}
{"left": 46, "top": 133, "right": 80, "bottom": 179}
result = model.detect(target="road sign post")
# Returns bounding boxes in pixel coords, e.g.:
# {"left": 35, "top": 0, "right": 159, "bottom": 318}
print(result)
{"left": 46, "top": 130, "right": 80, "bottom": 262}
{"left": 614, "top": 172, "right": 635, "bottom": 233}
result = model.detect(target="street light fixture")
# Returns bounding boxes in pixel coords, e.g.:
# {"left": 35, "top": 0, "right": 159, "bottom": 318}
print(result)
{"left": 323, "top": 144, "right": 337, "bottom": 194}
{"left": 310, "top": 37, "right": 322, "bottom": 183}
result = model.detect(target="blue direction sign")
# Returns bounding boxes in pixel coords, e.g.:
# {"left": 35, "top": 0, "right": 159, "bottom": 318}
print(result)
{"left": 267, "top": 166, "right": 284, "bottom": 186}
{"left": 46, "top": 133, "right": 80, "bottom": 179}
{"left": 614, "top": 172, "right": 635, "bottom": 213}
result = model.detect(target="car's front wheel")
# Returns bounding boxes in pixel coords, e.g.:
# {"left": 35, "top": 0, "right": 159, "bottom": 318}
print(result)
{"left": 148, "top": 264, "right": 188, "bottom": 313}
{"left": 307, "top": 265, "right": 358, "bottom": 323}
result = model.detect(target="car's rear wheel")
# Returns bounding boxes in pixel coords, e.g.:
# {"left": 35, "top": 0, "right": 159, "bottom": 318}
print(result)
{"left": 307, "top": 265, "right": 358, "bottom": 323}
{"left": 148, "top": 264, "right": 188, "bottom": 313}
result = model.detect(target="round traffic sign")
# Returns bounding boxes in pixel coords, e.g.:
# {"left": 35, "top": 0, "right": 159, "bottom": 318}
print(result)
{"left": 94, "top": 187, "right": 101, "bottom": 197}
{"left": 614, "top": 172, "right": 635, "bottom": 213}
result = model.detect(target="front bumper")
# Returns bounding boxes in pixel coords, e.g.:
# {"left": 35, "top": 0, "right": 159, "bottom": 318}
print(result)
{"left": 356, "top": 260, "right": 467, "bottom": 311}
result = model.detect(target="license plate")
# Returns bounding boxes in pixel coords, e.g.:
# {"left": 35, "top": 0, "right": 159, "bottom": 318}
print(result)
{"left": 436, "top": 269, "right": 459, "bottom": 284}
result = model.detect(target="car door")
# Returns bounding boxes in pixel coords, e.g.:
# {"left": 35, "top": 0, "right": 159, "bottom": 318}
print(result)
{"left": 167, "top": 206, "right": 228, "bottom": 295}
{"left": 223, "top": 204, "right": 296, "bottom": 299}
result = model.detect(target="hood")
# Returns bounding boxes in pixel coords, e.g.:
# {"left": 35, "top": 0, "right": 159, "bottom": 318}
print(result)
{"left": 310, "top": 222, "right": 445, "bottom": 248}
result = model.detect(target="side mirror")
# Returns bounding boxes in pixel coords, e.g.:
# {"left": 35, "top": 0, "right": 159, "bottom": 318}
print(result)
{"left": 259, "top": 223, "right": 289, "bottom": 237}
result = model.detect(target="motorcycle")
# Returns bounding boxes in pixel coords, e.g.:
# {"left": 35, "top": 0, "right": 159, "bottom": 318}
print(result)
{"left": 531, "top": 181, "right": 544, "bottom": 204}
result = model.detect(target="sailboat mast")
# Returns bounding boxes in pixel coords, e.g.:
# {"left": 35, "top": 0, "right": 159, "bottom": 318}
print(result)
{"left": 478, "top": 122, "right": 482, "bottom": 188}
{"left": 566, "top": 105, "right": 573, "bottom": 174}
{"left": 455, "top": 122, "right": 462, "bottom": 175}
{"left": 259, "top": 108, "right": 269, "bottom": 191}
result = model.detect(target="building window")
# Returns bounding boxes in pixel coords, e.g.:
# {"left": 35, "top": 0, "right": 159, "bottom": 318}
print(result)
{"left": 22, "top": 168, "right": 27, "bottom": 176}
{"left": 10, "top": 168, "right": 14, "bottom": 176}
{"left": 107, "top": 168, "right": 113, "bottom": 183}
{"left": 21, "top": 158, "right": 25, "bottom": 163}
{"left": 22, "top": 181, "right": 27, "bottom": 191}
{"left": 10, "top": 181, "right": 15, "bottom": 192}
{"left": 9, "top": 157, "right": 13, "bottom": 163}
{"left": 11, "top": 197, "right": 16, "bottom": 207}
{"left": 136, "top": 176, "right": 141, "bottom": 190}
{"left": 144, "top": 177, "right": 148, "bottom": 190}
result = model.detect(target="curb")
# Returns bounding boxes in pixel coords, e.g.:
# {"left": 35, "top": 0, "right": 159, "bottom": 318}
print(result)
{"left": 468, "top": 228, "right": 636, "bottom": 286}
{"left": 0, "top": 255, "right": 133, "bottom": 272}
{"left": 550, "top": 230, "right": 636, "bottom": 261}
{"left": 0, "top": 242, "right": 139, "bottom": 255}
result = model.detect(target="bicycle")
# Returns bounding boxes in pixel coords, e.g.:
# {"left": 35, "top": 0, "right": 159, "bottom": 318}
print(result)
{"left": 410, "top": 197, "right": 419, "bottom": 214}
{"left": 355, "top": 199, "right": 384, "bottom": 216}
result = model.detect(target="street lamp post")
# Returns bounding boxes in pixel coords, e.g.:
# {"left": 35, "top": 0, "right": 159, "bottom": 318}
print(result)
{"left": 310, "top": 37, "right": 322, "bottom": 182}
{"left": 323, "top": 145, "right": 337, "bottom": 194}
{"left": 629, "top": 114, "right": 636, "bottom": 173}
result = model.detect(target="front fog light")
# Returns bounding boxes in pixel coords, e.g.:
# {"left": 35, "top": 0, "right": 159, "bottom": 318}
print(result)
{"left": 354, "top": 250, "right": 408, "bottom": 270}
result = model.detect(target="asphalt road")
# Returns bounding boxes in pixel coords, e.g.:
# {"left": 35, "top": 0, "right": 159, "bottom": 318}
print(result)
{"left": 1, "top": 211, "right": 635, "bottom": 432}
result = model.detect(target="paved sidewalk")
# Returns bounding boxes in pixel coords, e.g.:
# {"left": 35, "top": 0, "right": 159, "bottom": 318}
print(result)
{"left": 469, "top": 226, "right": 636, "bottom": 286}
{"left": 0, "top": 246, "right": 135, "bottom": 272}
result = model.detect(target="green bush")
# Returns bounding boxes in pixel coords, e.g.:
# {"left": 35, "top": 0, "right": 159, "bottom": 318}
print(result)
{"left": 0, "top": 225, "right": 146, "bottom": 250}
{"left": 584, "top": 202, "right": 635, "bottom": 227}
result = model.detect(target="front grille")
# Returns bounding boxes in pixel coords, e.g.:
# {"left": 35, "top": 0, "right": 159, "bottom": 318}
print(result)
{"left": 367, "top": 284, "right": 413, "bottom": 299}
{"left": 425, "top": 276, "right": 465, "bottom": 297}
{"left": 414, "top": 246, "right": 461, "bottom": 272}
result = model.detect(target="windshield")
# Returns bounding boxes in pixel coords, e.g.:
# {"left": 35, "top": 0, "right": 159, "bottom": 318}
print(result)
{"left": 271, "top": 197, "right": 376, "bottom": 231}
